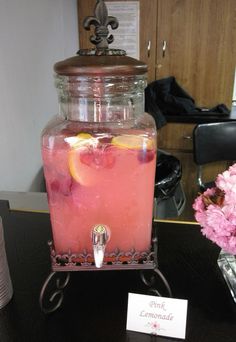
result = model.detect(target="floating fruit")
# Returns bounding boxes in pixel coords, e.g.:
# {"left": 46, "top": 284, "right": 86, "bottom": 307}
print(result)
{"left": 111, "top": 134, "right": 154, "bottom": 150}
{"left": 68, "top": 133, "right": 115, "bottom": 185}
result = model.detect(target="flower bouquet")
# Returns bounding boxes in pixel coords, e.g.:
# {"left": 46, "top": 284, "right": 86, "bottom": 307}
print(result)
{"left": 193, "top": 163, "right": 236, "bottom": 302}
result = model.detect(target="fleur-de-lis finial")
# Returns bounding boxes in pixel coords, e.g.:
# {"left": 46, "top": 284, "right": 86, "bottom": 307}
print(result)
{"left": 83, "top": 0, "right": 119, "bottom": 49}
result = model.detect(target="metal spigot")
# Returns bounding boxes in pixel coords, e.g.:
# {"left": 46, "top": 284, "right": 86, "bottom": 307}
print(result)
{"left": 92, "top": 224, "right": 109, "bottom": 268}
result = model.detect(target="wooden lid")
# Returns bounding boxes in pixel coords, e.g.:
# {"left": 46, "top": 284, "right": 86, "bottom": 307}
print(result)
{"left": 54, "top": 54, "right": 147, "bottom": 76}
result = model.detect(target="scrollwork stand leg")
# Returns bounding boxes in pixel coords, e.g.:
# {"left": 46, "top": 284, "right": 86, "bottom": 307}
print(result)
{"left": 140, "top": 235, "right": 172, "bottom": 298}
{"left": 140, "top": 267, "right": 172, "bottom": 297}
{"left": 39, "top": 271, "right": 70, "bottom": 313}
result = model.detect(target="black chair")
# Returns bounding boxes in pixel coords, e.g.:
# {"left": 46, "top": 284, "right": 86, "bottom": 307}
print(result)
{"left": 193, "top": 121, "right": 236, "bottom": 191}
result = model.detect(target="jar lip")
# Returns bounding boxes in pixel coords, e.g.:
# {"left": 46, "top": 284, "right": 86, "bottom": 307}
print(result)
{"left": 54, "top": 75, "right": 147, "bottom": 95}
{"left": 54, "top": 55, "right": 147, "bottom": 76}
{"left": 54, "top": 74, "right": 146, "bottom": 81}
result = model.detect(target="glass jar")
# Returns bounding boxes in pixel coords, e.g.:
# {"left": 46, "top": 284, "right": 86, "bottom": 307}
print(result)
{"left": 41, "top": 54, "right": 157, "bottom": 268}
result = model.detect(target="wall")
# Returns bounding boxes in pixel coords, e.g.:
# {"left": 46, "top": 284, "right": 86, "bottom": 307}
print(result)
{"left": 0, "top": 0, "right": 78, "bottom": 191}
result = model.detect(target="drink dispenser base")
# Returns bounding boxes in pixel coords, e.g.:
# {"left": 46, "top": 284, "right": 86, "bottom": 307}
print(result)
{"left": 39, "top": 227, "right": 172, "bottom": 314}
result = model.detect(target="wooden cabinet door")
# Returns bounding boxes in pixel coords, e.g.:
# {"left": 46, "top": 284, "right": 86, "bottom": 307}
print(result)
{"left": 158, "top": 122, "right": 196, "bottom": 151}
{"left": 77, "top": 0, "right": 157, "bottom": 82}
{"left": 156, "top": 0, "right": 236, "bottom": 108}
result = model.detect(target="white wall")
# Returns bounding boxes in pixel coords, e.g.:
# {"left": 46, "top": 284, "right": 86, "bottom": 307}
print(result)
{"left": 0, "top": 0, "right": 78, "bottom": 191}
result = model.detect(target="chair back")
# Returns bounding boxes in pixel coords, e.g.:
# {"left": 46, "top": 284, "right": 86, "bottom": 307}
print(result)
{"left": 193, "top": 122, "right": 236, "bottom": 190}
{"left": 193, "top": 122, "right": 236, "bottom": 165}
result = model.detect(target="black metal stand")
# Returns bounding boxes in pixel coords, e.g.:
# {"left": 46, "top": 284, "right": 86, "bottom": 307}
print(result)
{"left": 39, "top": 230, "right": 172, "bottom": 313}
{"left": 39, "top": 271, "right": 70, "bottom": 314}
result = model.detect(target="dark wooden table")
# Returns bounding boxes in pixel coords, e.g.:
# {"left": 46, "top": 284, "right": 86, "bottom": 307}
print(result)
{"left": 0, "top": 199, "right": 235, "bottom": 342}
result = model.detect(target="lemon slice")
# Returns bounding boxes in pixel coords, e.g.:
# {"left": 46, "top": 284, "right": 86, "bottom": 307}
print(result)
{"left": 68, "top": 133, "right": 115, "bottom": 186}
{"left": 112, "top": 134, "right": 154, "bottom": 150}
{"left": 68, "top": 133, "right": 94, "bottom": 185}
{"left": 76, "top": 132, "right": 92, "bottom": 140}
{"left": 66, "top": 132, "right": 93, "bottom": 149}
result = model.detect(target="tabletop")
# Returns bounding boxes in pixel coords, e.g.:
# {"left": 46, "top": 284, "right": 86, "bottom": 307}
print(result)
{"left": 0, "top": 199, "right": 235, "bottom": 342}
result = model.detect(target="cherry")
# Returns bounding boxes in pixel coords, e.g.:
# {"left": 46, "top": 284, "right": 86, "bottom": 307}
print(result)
{"left": 138, "top": 150, "right": 155, "bottom": 163}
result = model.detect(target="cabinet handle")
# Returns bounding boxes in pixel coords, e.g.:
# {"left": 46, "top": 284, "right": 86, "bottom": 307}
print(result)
{"left": 147, "top": 40, "right": 151, "bottom": 58}
{"left": 183, "top": 135, "right": 192, "bottom": 140}
{"left": 162, "top": 40, "right": 167, "bottom": 58}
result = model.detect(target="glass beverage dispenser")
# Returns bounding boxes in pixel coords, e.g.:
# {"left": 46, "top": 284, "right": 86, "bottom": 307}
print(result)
{"left": 41, "top": 0, "right": 157, "bottom": 272}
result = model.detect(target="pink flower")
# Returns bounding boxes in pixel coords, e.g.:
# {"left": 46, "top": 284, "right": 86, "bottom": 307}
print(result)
{"left": 193, "top": 187, "right": 217, "bottom": 212}
{"left": 193, "top": 163, "right": 236, "bottom": 255}
{"left": 222, "top": 204, "right": 236, "bottom": 225}
{"left": 216, "top": 168, "right": 236, "bottom": 194}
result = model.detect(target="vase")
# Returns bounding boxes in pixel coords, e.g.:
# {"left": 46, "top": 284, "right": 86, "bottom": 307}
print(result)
{"left": 217, "top": 250, "right": 236, "bottom": 303}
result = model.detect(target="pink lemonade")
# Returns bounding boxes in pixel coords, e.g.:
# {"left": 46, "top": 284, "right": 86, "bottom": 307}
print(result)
{"left": 42, "top": 130, "right": 156, "bottom": 258}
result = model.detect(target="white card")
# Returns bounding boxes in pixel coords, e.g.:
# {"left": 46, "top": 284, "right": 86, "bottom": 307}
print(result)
{"left": 126, "top": 293, "right": 188, "bottom": 339}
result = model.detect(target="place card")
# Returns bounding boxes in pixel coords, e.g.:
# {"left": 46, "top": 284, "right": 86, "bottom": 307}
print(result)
{"left": 126, "top": 293, "right": 188, "bottom": 339}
